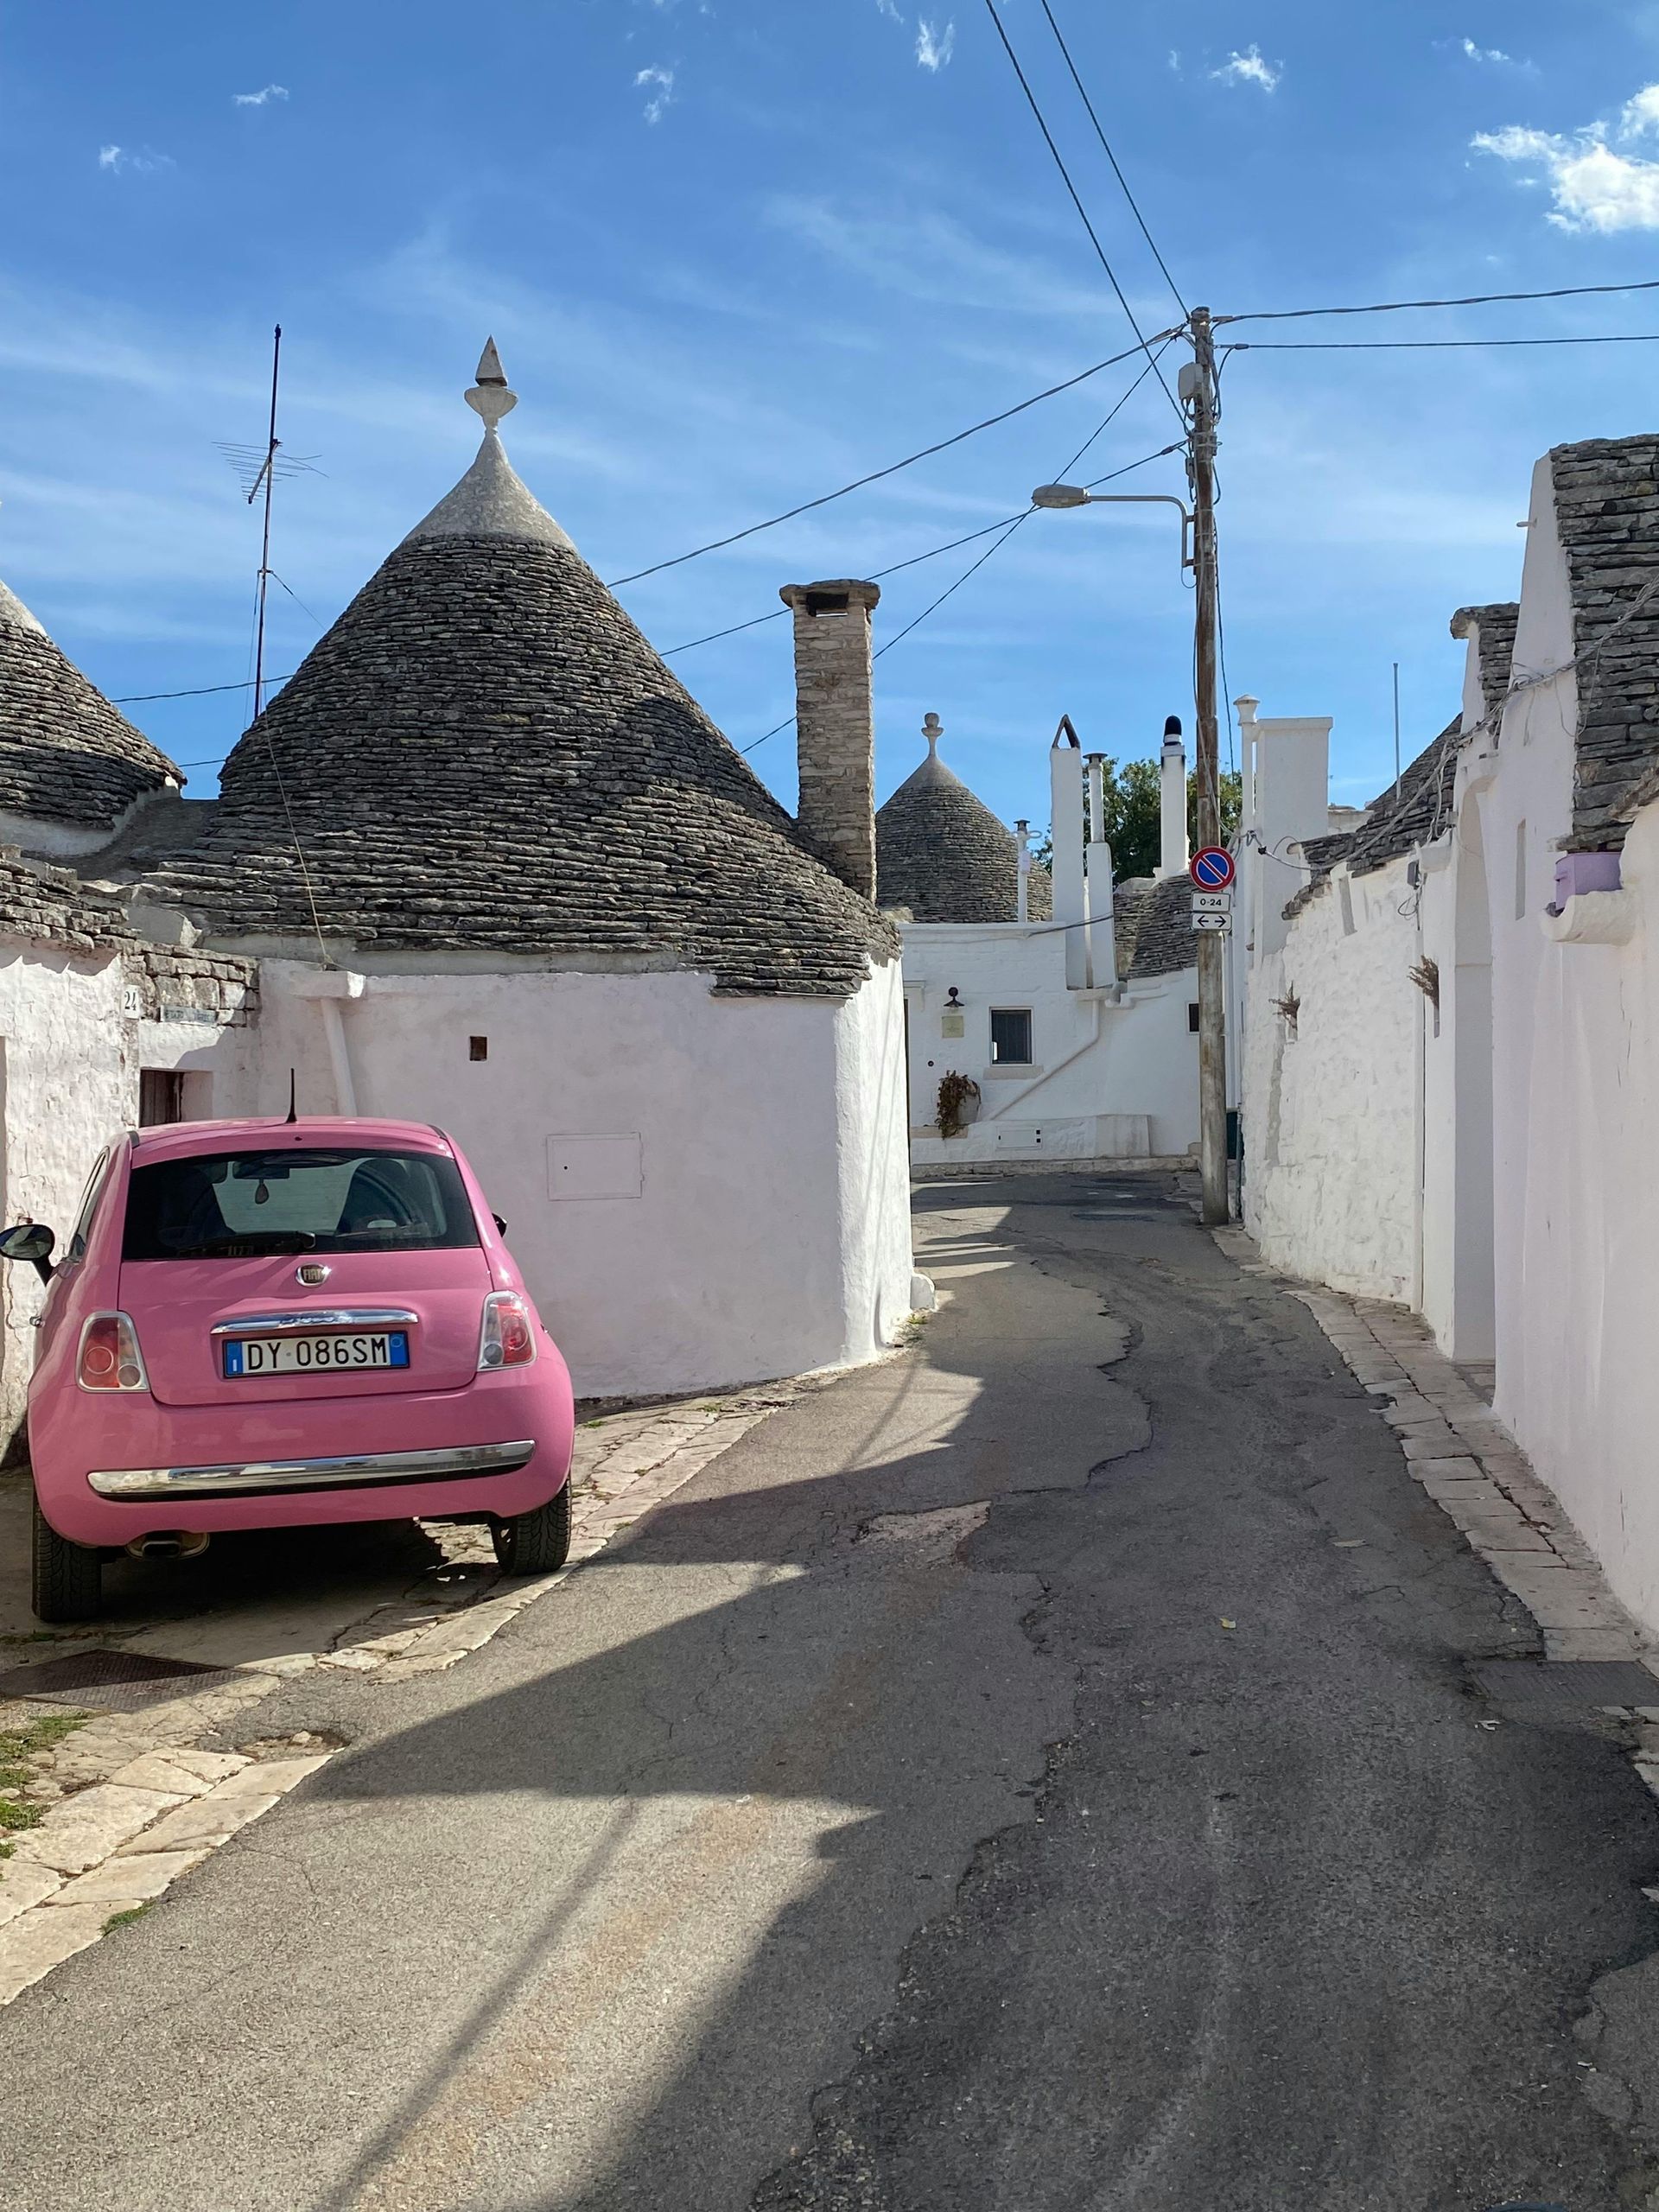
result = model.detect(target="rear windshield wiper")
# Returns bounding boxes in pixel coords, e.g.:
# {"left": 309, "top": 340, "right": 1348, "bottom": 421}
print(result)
{"left": 165, "top": 1231, "right": 319, "bottom": 1257}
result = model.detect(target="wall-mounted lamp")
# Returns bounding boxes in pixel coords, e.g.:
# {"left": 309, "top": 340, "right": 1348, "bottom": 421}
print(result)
{"left": 945, "top": 987, "right": 962, "bottom": 1007}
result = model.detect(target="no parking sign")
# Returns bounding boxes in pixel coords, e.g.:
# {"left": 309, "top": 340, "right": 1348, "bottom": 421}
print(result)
{"left": 1190, "top": 847, "right": 1235, "bottom": 890}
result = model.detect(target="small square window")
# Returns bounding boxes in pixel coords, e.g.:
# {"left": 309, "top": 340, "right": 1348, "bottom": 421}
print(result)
{"left": 469, "top": 1036, "right": 489, "bottom": 1062}
{"left": 989, "top": 1007, "right": 1033, "bottom": 1065}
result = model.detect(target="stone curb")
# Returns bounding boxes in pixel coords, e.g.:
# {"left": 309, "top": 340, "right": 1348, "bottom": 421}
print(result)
{"left": 0, "top": 1383, "right": 798, "bottom": 2007}
{"left": 1212, "top": 1228, "right": 1659, "bottom": 1745}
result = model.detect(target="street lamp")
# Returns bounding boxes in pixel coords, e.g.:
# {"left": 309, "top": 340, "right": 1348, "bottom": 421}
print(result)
{"left": 1031, "top": 484, "right": 1195, "bottom": 570}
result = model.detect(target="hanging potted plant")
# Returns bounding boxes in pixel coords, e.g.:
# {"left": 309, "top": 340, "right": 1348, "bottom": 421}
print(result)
{"left": 937, "top": 1071, "right": 982, "bottom": 1137}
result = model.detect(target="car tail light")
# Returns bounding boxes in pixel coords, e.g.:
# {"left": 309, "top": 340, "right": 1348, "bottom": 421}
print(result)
{"left": 77, "top": 1312, "right": 149, "bottom": 1393}
{"left": 478, "top": 1291, "right": 537, "bottom": 1372}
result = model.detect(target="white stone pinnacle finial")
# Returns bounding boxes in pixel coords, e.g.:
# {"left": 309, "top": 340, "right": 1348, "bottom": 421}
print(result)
{"left": 923, "top": 711, "right": 943, "bottom": 753}
{"left": 465, "top": 336, "right": 518, "bottom": 434}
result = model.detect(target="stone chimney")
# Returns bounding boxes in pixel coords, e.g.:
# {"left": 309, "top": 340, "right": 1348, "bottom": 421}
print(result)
{"left": 780, "top": 580, "right": 880, "bottom": 900}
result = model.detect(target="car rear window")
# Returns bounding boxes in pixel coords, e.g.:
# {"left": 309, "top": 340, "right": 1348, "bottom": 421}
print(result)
{"left": 123, "top": 1147, "right": 480, "bottom": 1262}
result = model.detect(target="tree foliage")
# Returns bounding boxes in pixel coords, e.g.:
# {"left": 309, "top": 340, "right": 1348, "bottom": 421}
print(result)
{"left": 1034, "top": 758, "right": 1243, "bottom": 881}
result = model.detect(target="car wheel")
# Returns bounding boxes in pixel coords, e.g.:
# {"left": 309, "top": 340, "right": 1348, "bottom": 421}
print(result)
{"left": 491, "top": 1482, "right": 572, "bottom": 1575}
{"left": 31, "top": 1493, "right": 102, "bottom": 1624}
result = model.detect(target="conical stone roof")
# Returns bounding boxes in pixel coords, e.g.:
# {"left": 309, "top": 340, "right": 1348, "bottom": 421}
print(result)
{"left": 875, "top": 720, "right": 1052, "bottom": 923}
{"left": 0, "top": 577, "right": 179, "bottom": 830}
{"left": 138, "top": 351, "right": 895, "bottom": 998}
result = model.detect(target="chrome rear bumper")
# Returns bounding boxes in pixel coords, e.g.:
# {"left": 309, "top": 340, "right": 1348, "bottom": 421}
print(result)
{"left": 87, "top": 1438, "right": 537, "bottom": 1502}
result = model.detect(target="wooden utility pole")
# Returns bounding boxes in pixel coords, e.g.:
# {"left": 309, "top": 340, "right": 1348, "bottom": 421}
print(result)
{"left": 1188, "top": 306, "right": 1230, "bottom": 1225}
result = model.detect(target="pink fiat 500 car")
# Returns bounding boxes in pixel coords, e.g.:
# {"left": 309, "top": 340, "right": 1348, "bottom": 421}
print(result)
{"left": 0, "top": 1117, "right": 575, "bottom": 1623}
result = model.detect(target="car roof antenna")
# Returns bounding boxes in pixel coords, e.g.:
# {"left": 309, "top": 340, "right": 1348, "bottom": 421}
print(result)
{"left": 284, "top": 1070, "right": 298, "bottom": 1124}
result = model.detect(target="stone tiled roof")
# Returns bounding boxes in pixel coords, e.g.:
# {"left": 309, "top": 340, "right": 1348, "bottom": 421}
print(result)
{"left": 1549, "top": 436, "right": 1659, "bottom": 851}
{"left": 1277, "top": 596, "right": 1522, "bottom": 925}
{"left": 0, "top": 579, "right": 179, "bottom": 830}
{"left": 874, "top": 734, "right": 1052, "bottom": 922}
{"left": 1113, "top": 874, "right": 1195, "bottom": 980}
{"left": 1450, "top": 602, "right": 1519, "bottom": 723}
{"left": 131, "top": 429, "right": 896, "bottom": 998}
{"left": 0, "top": 846, "right": 133, "bottom": 950}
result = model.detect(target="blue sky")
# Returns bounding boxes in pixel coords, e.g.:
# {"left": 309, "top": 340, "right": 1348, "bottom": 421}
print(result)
{"left": 7, "top": 1, "right": 1659, "bottom": 827}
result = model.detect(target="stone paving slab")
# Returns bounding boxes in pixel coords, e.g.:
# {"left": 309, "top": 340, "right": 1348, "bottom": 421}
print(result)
{"left": 1217, "top": 1227, "right": 1659, "bottom": 1776}
{"left": 0, "top": 1377, "right": 810, "bottom": 2008}
{"left": 52, "top": 1847, "right": 209, "bottom": 1907}
{"left": 0, "top": 1904, "right": 112, "bottom": 2006}
{"left": 10, "top": 1783, "right": 188, "bottom": 1875}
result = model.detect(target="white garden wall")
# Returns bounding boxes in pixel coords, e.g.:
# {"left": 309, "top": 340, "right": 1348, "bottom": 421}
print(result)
{"left": 0, "top": 944, "right": 247, "bottom": 1446}
{"left": 218, "top": 957, "right": 915, "bottom": 1401}
{"left": 900, "top": 921, "right": 1198, "bottom": 1164}
{"left": 1243, "top": 860, "right": 1422, "bottom": 1302}
{"left": 1487, "top": 798, "right": 1659, "bottom": 1632}
{"left": 1467, "top": 458, "right": 1659, "bottom": 1628}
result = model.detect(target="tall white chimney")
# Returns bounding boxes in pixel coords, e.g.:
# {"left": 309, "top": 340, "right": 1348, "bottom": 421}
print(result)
{"left": 1158, "top": 715, "right": 1188, "bottom": 880}
{"left": 780, "top": 579, "right": 880, "bottom": 899}
{"left": 1014, "top": 819, "right": 1031, "bottom": 923}
{"left": 1050, "top": 722, "right": 1087, "bottom": 988}
{"left": 1084, "top": 753, "right": 1116, "bottom": 988}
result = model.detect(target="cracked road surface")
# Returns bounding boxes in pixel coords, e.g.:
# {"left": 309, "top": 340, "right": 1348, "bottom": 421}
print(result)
{"left": 5, "top": 1173, "right": 1659, "bottom": 2210}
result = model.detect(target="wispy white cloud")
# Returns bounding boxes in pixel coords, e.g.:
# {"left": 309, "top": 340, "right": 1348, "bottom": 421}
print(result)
{"left": 1474, "top": 82, "right": 1659, "bottom": 229}
{"left": 766, "top": 194, "right": 1114, "bottom": 321}
{"left": 96, "top": 144, "right": 174, "bottom": 175}
{"left": 1211, "top": 44, "right": 1281, "bottom": 92}
{"left": 874, "top": 0, "right": 903, "bottom": 16}
{"left": 232, "top": 83, "right": 289, "bottom": 106}
{"left": 1460, "top": 37, "right": 1512, "bottom": 64}
{"left": 634, "top": 64, "right": 676, "bottom": 123}
{"left": 915, "top": 19, "right": 955, "bottom": 70}
{"left": 1167, "top": 49, "right": 1182, "bottom": 73}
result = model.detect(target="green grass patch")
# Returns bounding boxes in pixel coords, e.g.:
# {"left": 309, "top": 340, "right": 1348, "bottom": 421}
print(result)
{"left": 0, "top": 1711, "right": 88, "bottom": 1847}
{"left": 104, "top": 1905, "right": 150, "bottom": 1935}
{"left": 0, "top": 1711, "right": 88, "bottom": 1764}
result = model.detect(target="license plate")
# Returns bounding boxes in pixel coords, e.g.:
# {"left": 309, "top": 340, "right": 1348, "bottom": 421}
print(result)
{"left": 222, "top": 1331, "right": 410, "bottom": 1378}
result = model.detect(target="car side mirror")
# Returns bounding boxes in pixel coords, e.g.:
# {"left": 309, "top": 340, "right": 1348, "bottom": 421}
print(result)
{"left": 0, "top": 1223, "right": 55, "bottom": 1283}
{"left": 492, "top": 1213, "right": 508, "bottom": 1236}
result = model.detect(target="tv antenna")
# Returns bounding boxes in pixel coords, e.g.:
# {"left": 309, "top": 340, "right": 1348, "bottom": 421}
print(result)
{"left": 216, "top": 324, "right": 322, "bottom": 721}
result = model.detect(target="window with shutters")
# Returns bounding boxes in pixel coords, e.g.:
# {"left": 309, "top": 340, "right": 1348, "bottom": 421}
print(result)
{"left": 989, "top": 1008, "right": 1033, "bottom": 1066}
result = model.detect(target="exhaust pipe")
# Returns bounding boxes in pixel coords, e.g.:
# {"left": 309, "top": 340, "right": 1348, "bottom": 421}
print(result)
{"left": 124, "top": 1531, "right": 211, "bottom": 1561}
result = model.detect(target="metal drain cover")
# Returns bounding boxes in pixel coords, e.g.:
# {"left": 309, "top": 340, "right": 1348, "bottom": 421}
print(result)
{"left": 0, "top": 1647, "right": 231, "bottom": 1709}
{"left": 1470, "top": 1659, "right": 1658, "bottom": 1719}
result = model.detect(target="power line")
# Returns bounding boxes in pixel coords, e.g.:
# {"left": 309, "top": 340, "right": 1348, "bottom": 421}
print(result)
{"left": 738, "top": 373, "right": 1183, "bottom": 761}
{"left": 873, "top": 516, "right": 1030, "bottom": 667}
{"left": 607, "top": 334, "right": 1171, "bottom": 587}
{"left": 114, "top": 677, "right": 267, "bottom": 706}
{"left": 662, "top": 522, "right": 1033, "bottom": 661}
{"left": 981, "top": 0, "right": 1186, "bottom": 426}
{"left": 129, "top": 520, "right": 1036, "bottom": 712}
{"left": 676, "top": 356, "right": 1176, "bottom": 669}
{"left": 119, "top": 332, "right": 1194, "bottom": 712}
{"left": 1218, "top": 275, "right": 1659, "bottom": 326}
{"left": 1226, "top": 331, "right": 1659, "bottom": 353}
{"left": 143, "top": 427, "right": 1185, "bottom": 774}
{"left": 1036, "top": 0, "right": 1187, "bottom": 319}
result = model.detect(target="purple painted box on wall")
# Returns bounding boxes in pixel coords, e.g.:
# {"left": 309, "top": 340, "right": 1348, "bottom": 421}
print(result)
{"left": 1554, "top": 851, "right": 1623, "bottom": 904}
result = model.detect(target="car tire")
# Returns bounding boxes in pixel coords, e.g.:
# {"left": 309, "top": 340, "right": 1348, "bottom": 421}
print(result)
{"left": 491, "top": 1482, "right": 572, "bottom": 1576}
{"left": 31, "top": 1494, "right": 102, "bottom": 1624}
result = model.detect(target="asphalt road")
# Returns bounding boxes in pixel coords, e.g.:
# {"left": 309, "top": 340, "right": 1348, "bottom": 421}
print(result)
{"left": 5, "top": 1172, "right": 1659, "bottom": 2212}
